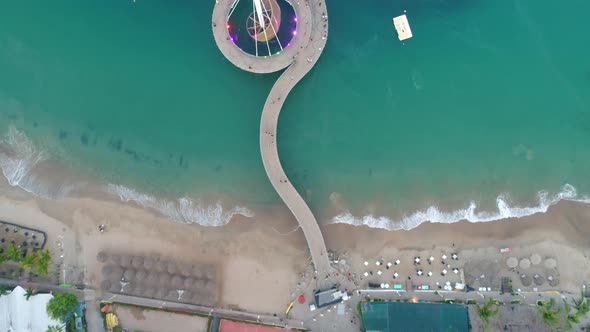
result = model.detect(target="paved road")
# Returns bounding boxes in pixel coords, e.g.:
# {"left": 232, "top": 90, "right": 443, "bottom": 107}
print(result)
{"left": 102, "top": 292, "right": 306, "bottom": 330}
{"left": 212, "top": 0, "right": 332, "bottom": 278}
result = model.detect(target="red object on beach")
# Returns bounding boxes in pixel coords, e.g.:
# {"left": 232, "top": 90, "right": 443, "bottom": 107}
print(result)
{"left": 298, "top": 295, "right": 305, "bottom": 304}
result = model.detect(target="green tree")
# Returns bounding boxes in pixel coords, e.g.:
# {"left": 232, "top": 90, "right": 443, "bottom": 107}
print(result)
{"left": 538, "top": 298, "right": 562, "bottom": 332}
{"left": 46, "top": 325, "right": 63, "bottom": 332}
{"left": 21, "top": 250, "right": 38, "bottom": 270}
{"left": 475, "top": 298, "right": 500, "bottom": 331}
{"left": 24, "top": 287, "right": 36, "bottom": 301}
{"left": 0, "top": 285, "right": 10, "bottom": 296}
{"left": 34, "top": 249, "right": 51, "bottom": 275}
{"left": 6, "top": 244, "right": 21, "bottom": 262}
{"left": 46, "top": 292, "right": 78, "bottom": 321}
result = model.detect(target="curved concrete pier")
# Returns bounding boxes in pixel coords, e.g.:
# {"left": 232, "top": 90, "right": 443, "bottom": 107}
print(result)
{"left": 213, "top": 0, "right": 331, "bottom": 277}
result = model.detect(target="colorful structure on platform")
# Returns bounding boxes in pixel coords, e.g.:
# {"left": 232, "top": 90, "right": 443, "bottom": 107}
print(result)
{"left": 227, "top": 0, "right": 297, "bottom": 56}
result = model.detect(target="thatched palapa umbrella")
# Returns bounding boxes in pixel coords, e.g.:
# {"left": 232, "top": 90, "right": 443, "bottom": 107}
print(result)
{"left": 111, "top": 266, "right": 124, "bottom": 280}
{"left": 172, "top": 275, "right": 183, "bottom": 288}
{"left": 180, "top": 265, "right": 192, "bottom": 277}
{"left": 100, "top": 280, "right": 112, "bottom": 291}
{"left": 109, "top": 254, "right": 121, "bottom": 265}
{"left": 123, "top": 269, "right": 136, "bottom": 281}
{"left": 192, "top": 266, "right": 203, "bottom": 279}
{"left": 133, "top": 284, "right": 146, "bottom": 296}
{"left": 193, "top": 279, "right": 206, "bottom": 290}
{"left": 132, "top": 256, "right": 144, "bottom": 269}
{"left": 135, "top": 269, "right": 147, "bottom": 281}
{"left": 520, "top": 274, "right": 532, "bottom": 287}
{"left": 180, "top": 291, "right": 193, "bottom": 303}
{"left": 154, "top": 288, "right": 168, "bottom": 299}
{"left": 101, "top": 265, "right": 114, "bottom": 277}
{"left": 166, "top": 290, "right": 180, "bottom": 301}
{"left": 533, "top": 274, "right": 545, "bottom": 286}
{"left": 158, "top": 272, "right": 171, "bottom": 286}
{"left": 183, "top": 278, "right": 194, "bottom": 289}
{"left": 119, "top": 255, "right": 132, "bottom": 268}
{"left": 143, "top": 288, "right": 156, "bottom": 299}
{"left": 155, "top": 260, "right": 167, "bottom": 273}
{"left": 143, "top": 257, "right": 155, "bottom": 270}
{"left": 167, "top": 262, "right": 177, "bottom": 274}
{"left": 146, "top": 273, "right": 159, "bottom": 286}
{"left": 97, "top": 251, "right": 109, "bottom": 263}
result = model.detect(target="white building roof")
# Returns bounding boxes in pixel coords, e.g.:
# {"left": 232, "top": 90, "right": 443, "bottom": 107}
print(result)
{"left": 0, "top": 286, "right": 62, "bottom": 332}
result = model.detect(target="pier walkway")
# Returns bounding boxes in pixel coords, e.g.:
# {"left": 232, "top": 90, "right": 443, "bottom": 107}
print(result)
{"left": 212, "top": 0, "right": 332, "bottom": 278}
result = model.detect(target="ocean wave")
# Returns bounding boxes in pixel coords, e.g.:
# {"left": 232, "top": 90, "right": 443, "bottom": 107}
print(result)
{"left": 0, "top": 126, "right": 253, "bottom": 226}
{"left": 331, "top": 184, "right": 590, "bottom": 230}
{"left": 107, "top": 184, "right": 254, "bottom": 226}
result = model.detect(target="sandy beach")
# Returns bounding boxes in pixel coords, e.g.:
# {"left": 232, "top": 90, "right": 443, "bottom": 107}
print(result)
{"left": 1, "top": 176, "right": 590, "bottom": 320}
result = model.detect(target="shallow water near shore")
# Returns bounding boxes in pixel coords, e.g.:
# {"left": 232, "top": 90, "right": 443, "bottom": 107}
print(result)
{"left": 1, "top": 0, "right": 590, "bottom": 229}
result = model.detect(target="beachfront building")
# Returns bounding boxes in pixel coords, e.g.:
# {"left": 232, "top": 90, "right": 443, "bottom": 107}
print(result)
{"left": 226, "top": 0, "right": 297, "bottom": 57}
{"left": 0, "top": 286, "right": 62, "bottom": 332}
{"left": 360, "top": 301, "right": 469, "bottom": 332}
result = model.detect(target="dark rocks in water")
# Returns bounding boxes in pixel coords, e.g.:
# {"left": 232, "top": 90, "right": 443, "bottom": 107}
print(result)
{"left": 58, "top": 130, "right": 69, "bottom": 139}
{"left": 80, "top": 134, "right": 89, "bottom": 145}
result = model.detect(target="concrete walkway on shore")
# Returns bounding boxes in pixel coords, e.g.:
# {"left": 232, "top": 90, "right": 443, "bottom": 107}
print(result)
{"left": 212, "top": 0, "right": 332, "bottom": 279}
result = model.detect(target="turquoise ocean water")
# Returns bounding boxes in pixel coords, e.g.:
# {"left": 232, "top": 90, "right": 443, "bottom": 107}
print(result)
{"left": 1, "top": 0, "right": 589, "bottom": 229}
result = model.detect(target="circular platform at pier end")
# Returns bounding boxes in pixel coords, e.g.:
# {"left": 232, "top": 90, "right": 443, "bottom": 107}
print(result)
{"left": 212, "top": 0, "right": 312, "bottom": 73}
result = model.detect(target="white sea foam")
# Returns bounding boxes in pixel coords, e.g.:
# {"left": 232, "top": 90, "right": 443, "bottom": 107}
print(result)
{"left": 107, "top": 184, "right": 254, "bottom": 226}
{"left": 0, "top": 126, "right": 253, "bottom": 226}
{"left": 331, "top": 184, "right": 590, "bottom": 230}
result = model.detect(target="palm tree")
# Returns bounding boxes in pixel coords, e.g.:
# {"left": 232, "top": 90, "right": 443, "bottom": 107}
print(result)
{"left": 24, "top": 287, "right": 36, "bottom": 301}
{"left": 21, "top": 250, "right": 38, "bottom": 270}
{"left": 475, "top": 298, "right": 500, "bottom": 331}
{"left": 34, "top": 249, "right": 51, "bottom": 275}
{"left": 46, "top": 325, "right": 63, "bottom": 332}
{"left": 537, "top": 298, "right": 562, "bottom": 332}
{"left": 0, "top": 285, "right": 10, "bottom": 296}
{"left": 6, "top": 243, "right": 21, "bottom": 262}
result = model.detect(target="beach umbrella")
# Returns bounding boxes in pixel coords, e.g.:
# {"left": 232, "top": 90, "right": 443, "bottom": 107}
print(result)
{"left": 184, "top": 278, "right": 194, "bottom": 289}
{"left": 135, "top": 269, "right": 147, "bottom": 281}
{"left": 427, "top": 271, "right": 432, "bottom": 277}
{"left": 101, "top": 265, "right": 114, "bottom": 276}
{"left": 414, "top": 257, "right": 420, "bottom": 264}
{"left": 156, "top": 260, "right": 167, "bottom": 273}
{"left": 298, "top": 295, "right": 306, "bottom": 304}
{"left": 205, "top": 268, "right": 216, "bottom": 280}
{"left": 143, "top": 257, "right": 155, "bottom": 270}
{"left": 167, "top": 262, "right": 177, "bottom": 274}
{"left": 172, "top": 275, "right": 183, "bottom": 288}
{"left": 110, "top": 255, "right": 121, "bottom": 265}
{"left": 119, "top": 255, "right": 132, "bottom": 268}
{"left": 376, "top": 261, "right": 381, "bottom": 266}
{"left": 544, "top": 258, "right": 557, "bottom": 269}
{"left": 192, "top": 266, "right": 203, "bottom": 278}
{"left": 453, "top": 268, "right": 459, "bottom": 274}
{"left": 442, "top": 269, "right": 447, "bottom": 275}
{"left": 123, "top": 269, "right": 136, "bottom": 281}
{"left": 380, "top": 283, "right": 385, "bottom": 288}
{"left": 533, "top": 274, "right": 545, "bottom": 286}
{"left": 364, "top": 261, "right": 369, "bottom": 266}
{"left": 180, "top": 265, "right": 192, "bottom": 277}
{"left": 519, "top": 258, "right": 531, "bottom": 269}
{"left": 154, "top": 288, "right": 168, "bottom": 299}
{"left": 377, "top": 270, "right": 382, "bottom": 276}
{"left": 97, "top": 251, "right": 109, "bottom": 263}
{"left": 507, "top": 257, "right": 518, "bottom": 268}
{"left": 132, "top": 256, "right": 144, "bottom": 269}
{"left": 429, "top": 256, "right": 434, "bottom": 262}
{"left": 417, "top": 269, "right": 423, "bottom": 276}
{"left": 363, "top": 272, "right": 369, "bottom": 277}
{"left": 133, "top": 284, "right": 146, "bottom": 296}
{"left": 393, "top": 272, "right": 398, "bottom": 279}
{"left": 520, "top": 274, "right": 532, "bottom": 287}
{"left": 100, "top": 280, "right": 112, "bottom": 291}
{"left": 146, "top": 273, "right": 159, "bottom": 286}
{"left": 387, "top": 262, "right": 392, "bottom": 267}
{"left": 451, "top": 253, "right": 458, "bottom": 260}
{"left": 548, "top": 276, "right": 559, "bottom": 287}
{"left": 395, "top": 259, "right": 400, "bottom": 265}
{"left": 530, "top": 253, "right": 542, "bottom": 265}
{"left": 159, "top": 272, "right": 171, "bottom": 285}
{"left": 180, "top": 291, "right": 193, "bottom": 303}
{"left": 442, "top": 254, "right": 447, "bottom": 260}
